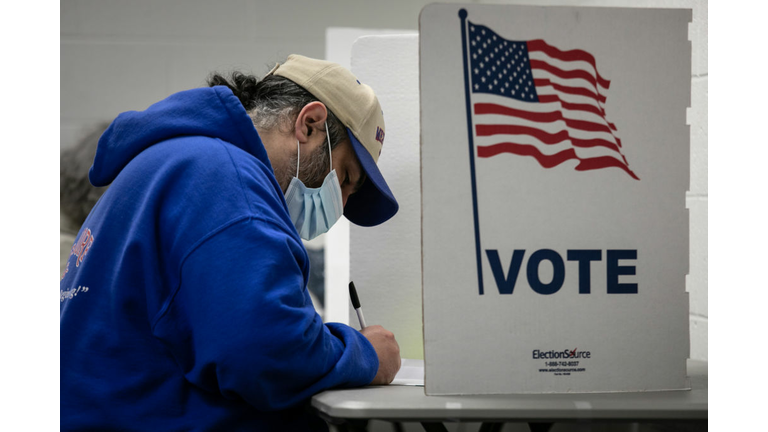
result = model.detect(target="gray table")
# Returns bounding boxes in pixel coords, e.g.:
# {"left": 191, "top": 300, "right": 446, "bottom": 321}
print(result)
{"left": 312, "top": 361, "right": 707, "bottom": 431}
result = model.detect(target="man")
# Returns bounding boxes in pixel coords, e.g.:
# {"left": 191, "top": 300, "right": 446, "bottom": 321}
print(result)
{"left": 60, "top": 55, "right": 401, "bottom": 431}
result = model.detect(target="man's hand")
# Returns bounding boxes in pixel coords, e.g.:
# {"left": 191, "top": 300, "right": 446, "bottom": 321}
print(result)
{"left": 360, "top": 325, "right": 401, "bottom": 385}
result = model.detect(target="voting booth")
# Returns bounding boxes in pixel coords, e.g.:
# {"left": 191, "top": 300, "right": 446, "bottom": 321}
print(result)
{"left": 419, "top": 4, "right": 691, "bottom": 395}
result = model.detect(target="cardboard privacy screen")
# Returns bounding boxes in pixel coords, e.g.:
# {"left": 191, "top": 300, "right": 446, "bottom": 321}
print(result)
{"left": 420, "top": 4, "right": 691, "bottom": 394}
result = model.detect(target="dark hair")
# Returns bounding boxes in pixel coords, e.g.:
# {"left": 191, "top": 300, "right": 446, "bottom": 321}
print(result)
{"left": 60, "top": 123, "right": 110, "bottom": 230}
{"left": 206, "top": 71, "right": 346, "bottom": 150}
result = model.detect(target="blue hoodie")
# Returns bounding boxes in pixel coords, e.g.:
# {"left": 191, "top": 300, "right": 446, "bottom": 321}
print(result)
{"left": 60, "top": 86, "right": 378, "bottom": 431}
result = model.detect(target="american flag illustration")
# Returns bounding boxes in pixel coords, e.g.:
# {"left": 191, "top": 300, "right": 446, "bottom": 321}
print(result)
{"left": 465, "top": 20, "right": 639, "bottom": 180}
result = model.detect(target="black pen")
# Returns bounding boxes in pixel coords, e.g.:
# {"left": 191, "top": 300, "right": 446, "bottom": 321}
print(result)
{"left": 348, "top": 281, "right": 367, "bottom": 329}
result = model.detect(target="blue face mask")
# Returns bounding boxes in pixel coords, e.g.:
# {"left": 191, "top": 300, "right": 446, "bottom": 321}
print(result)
{"left": 284, "top": 122, "right": 344, "bottom": 241}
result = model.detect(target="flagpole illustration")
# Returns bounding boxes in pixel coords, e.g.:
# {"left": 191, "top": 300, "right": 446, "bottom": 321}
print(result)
{"left": 459, "top": 9, "right": 485, "bottom": 295}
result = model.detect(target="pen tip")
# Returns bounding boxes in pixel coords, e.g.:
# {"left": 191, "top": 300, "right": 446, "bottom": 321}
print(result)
{"left": 348, "top": 281, "right": 361, "bottom": 309}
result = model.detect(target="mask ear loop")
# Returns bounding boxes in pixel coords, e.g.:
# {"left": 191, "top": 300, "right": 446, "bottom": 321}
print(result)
{"left": 295, "top": 139, "right": 300, "bottom": 178}
{"left": 325, "top": 121, "right": 333, "bottom": 172}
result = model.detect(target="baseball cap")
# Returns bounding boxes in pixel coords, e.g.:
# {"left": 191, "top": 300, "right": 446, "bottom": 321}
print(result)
{"left": 266, "top": 54, "right": 398, "bottom": 227}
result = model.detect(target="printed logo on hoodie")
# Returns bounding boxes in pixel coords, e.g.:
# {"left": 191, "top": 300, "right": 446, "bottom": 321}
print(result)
{"left": 71, "top": 228, "right": 95, "bottom": 268}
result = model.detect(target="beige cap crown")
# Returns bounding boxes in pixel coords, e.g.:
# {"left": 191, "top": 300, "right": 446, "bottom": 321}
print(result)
{"left": 266, "top": 54, "right": 386, "bottom": 163}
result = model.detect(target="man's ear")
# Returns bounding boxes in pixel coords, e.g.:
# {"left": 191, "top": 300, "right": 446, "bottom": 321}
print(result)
{"left": 294, "top": 101, "right": 328, "bottom": 144}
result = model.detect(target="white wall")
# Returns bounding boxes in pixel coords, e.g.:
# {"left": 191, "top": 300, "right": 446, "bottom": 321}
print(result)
{"left": 60, "top": 0, "right": 465, "bottom": 151}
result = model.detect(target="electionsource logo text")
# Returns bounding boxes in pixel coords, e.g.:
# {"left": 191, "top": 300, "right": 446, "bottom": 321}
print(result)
{"left": 532, "top": 348, "right": 591, "bottom": 359}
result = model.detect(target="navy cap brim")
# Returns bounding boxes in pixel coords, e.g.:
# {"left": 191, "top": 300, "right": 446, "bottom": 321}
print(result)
{"left": 343, "top": 127, "right": 398, "bottom": 226}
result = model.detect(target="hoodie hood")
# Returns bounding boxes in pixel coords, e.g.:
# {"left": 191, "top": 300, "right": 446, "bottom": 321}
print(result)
{"left": 90, "top": 86, "right": 266, "bottom": 187}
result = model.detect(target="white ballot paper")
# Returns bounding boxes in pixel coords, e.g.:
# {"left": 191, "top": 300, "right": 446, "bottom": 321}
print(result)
{"left": 390, "top": 358, "right": 424, "bottom": 386}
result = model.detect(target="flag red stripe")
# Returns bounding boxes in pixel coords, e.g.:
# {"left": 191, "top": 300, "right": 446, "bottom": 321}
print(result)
{"left": 477, "top": 143, "right": 578, "bottom": 168}
{"left": 575, "top": 156, "right": 640, "bottom": 180}
{"left": 534, "top": 78, "right": 607, "bottom": 104}
{"left": 527, "top": 39, "right": 611, "bottom": 89}
{"left": 475, "top": 103, "right": 614, "bottom": 134}
{"left": 529, "top": 59, "right": 602, "bottom": 93}
{"left": 477, "top": 142, "right": 638, "bottom": 179}
{"left": 475, "top": 124, "right": 621, "bottom": 153}
{"left": 536, "top": 95, "right": 616, "bottom": 130}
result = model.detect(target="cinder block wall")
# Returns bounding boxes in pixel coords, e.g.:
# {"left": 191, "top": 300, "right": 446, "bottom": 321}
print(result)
{"left": 61, "top": 0, "right": 707, "bottom": 361}
{"left": 60, "top": 0, "right": 458, "bottom": 151}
